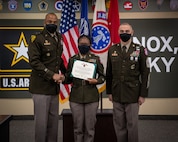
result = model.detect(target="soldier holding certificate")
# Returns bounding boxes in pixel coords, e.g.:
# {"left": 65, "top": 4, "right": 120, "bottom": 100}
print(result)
{"left": 63, "top": 35, "right": 105, "bottom": 142}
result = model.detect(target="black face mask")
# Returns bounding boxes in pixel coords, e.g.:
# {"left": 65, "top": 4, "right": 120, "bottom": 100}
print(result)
{"left": 78, "top": 45, "right": 90, "bottom": 55}
{"left": 46, "top": 24, "right": 57, "bottom": 33}
{"left": 120, "top": 33, "right": 131, "bottom": 42}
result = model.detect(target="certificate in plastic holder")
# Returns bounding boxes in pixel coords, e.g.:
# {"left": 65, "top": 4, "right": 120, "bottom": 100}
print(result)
{"left": 71, "top": 60, "right": 96, "bottom": 80}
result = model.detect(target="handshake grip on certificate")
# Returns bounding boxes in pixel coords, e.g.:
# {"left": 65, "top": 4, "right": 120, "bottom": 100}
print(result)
{"left": 53, "top": 73, "right": 65, "bottom": 84}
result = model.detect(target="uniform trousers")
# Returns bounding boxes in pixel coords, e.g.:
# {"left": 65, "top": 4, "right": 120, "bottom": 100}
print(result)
{"left": 70, "top": 102, "right": 99, "bottom": 142}
{"left": 32, "top": 94, "right": 59, "bottom": 142}
{"left": 113, "top": 102, "right": 139, "bottom": 142}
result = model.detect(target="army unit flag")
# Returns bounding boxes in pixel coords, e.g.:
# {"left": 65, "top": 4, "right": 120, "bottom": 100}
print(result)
{"left": 91, "top": 0, "right": 111, "bottom": 93}
{"left": 79, "top": 0, "right": 90, "bottom": 36}
{"left": 108, "top": 0, "right": 120, "bottom": 44}
{"left": 59, "top": 0, "right": 79, "bottom": 103}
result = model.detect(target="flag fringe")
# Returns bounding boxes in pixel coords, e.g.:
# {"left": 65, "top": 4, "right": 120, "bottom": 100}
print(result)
{"left": 59, "top": 95, "right": 69, "bottom": 104}
{"left": 98, "top": 83, "right": 106, "bottom": 94}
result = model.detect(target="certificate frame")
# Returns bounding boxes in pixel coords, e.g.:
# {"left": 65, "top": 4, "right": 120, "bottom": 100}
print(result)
{"left": 71, "top": 60, "right": 97, "bottom": 80}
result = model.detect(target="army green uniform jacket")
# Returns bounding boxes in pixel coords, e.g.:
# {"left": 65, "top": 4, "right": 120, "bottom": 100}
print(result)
{"left": 64, "top": 53, "right": 105, "bottom": 103}
{"left": 106, "top": 42, "right": 150, "bottom": 103}
{"left": 28, "top": 29, "right": 66, "bottom": 95}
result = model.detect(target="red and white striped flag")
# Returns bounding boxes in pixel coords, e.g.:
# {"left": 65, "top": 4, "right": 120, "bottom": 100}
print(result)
{"left": 108, "top": 0, "right": 120, "bottom": 44}
{"left": 59, "top": 0, "right": 79, "bottom": 103}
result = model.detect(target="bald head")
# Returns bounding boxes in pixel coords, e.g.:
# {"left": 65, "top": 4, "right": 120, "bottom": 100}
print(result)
{"left": 44, "top": 13, "right": 58, "bottom": 33}
{"left": 44, "top": 13, "right": 58, "bottom": 26}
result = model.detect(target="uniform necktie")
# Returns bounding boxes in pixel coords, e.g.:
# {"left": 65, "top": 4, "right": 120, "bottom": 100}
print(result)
{"left": 122, "top": 46, "right": 127, "bottom": 57}
{"left": 52, "top": 35, "right": 58, "bottom": 42}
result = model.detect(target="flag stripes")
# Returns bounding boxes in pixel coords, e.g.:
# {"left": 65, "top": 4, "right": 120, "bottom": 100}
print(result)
{"left": 59, "top": 0, "right": 79, "bottom": 103}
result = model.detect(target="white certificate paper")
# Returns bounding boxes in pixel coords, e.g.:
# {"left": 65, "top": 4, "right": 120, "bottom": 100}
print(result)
{"left": 71, "top": 60, "right": 96, "bottom": 80}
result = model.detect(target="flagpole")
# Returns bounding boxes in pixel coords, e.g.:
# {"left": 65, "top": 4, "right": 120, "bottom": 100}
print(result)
{"left": 100, "top": 92, "right": 103, "bottom": 112}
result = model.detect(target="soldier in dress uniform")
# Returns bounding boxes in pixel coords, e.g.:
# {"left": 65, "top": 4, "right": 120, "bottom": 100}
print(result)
{"left": 106, "top": 23, "right": 150, "bottom": 142}
{"left": 63, "top": 35, "right": 105, "bottom": 142}
{"left": 28, "top": 13, "right": 66, "bottom": 142}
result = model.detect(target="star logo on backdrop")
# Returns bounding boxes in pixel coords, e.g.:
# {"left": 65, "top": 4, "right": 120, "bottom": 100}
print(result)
{"left": 4, "top": 32, "right": 29, "bottom": 66}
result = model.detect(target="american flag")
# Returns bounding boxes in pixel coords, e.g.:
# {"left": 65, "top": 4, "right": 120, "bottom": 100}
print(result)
{"left": 59, "top": 0, "right": 79, "bottom": 103}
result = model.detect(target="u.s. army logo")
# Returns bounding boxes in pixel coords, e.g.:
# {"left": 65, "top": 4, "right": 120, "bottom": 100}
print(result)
{"left": 4, "top": 32, "right": 29, "bottom": 66}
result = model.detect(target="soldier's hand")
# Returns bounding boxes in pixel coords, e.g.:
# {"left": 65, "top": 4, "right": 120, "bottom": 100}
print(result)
{"left": 57, "top": 74, "right": 65, "bottom": 83}
{"left": 87, "top": 78, "right": 98, "bottom": 84}
{"left": 108, "top": 94, "right": 113, "bottom": 102}
{"left": 138, "top": 96, "right": 145, "bottom": 105}
{"left": 53, "top": 74, "right": 65, "bottom": 83}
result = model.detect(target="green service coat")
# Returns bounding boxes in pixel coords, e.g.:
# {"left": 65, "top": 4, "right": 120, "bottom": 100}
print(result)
{"left": 106, "top": 42, "right": 150, "bottom": 103}
{"left": 64, "top": 53, "right": 105, "bottom": 103}
{"left": 28, "top": 29, "right": 66, "bottom": 95}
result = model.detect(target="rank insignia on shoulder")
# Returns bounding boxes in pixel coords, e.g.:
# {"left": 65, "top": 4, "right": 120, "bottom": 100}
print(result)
{"left": 112, "top": 51, "right": 118, "bottom": 56}
{"left": 31, "top": 35, "right": 36, "bottom": 42}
